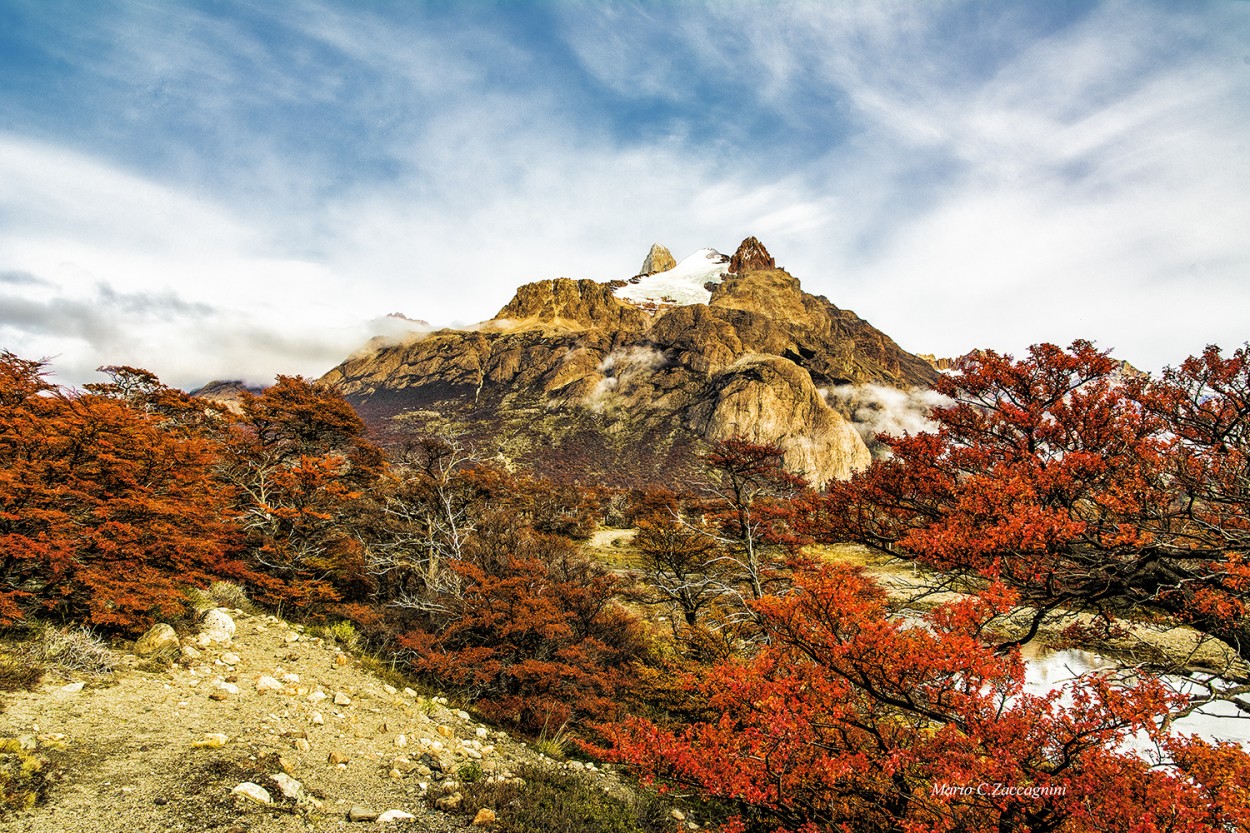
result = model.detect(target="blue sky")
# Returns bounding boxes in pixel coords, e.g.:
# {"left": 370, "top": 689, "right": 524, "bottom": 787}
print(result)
{"left": 1, "top": 0, "right": 1248, "bottom": 387}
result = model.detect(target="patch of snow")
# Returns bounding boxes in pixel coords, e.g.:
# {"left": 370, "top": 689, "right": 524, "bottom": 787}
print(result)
{"left": 614, "top": 248, "right": 729, "bottom": 308}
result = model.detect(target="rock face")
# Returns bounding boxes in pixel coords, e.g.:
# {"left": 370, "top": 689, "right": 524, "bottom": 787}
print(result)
{"left": 189, "top": 380, "right": 265, "bottom": 414}
{"left": 323, "top": 237, "right": 937, "bottom": 486}
{"left": 639, "top": 243, "right": 677, "bottom": 276}
{"left": 695, "top": 355, "right": 871, "bottom": 485}
{"left": 728, "top": 236, "right": 775, "bottom": 273}
{"left": 918, "top": 353, "right": 955, "bottom": 371}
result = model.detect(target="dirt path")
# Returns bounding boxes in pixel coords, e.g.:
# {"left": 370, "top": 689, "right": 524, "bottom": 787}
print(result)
{"left": 0, "top": 609, "right": 563, "bottom": 832}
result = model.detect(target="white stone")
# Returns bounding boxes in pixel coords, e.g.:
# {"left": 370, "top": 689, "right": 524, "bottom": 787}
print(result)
{"left": 308, "top": 690, "right": 327, "bottom": 703}
{"left": 59, "top": 681, "right": 85, "bottom": 693}
{"left": 395, "top": 734, "right": 408, "bottom": 747}
{"left": 195, "top": 633, "right": 213, "bottom": 649}
{"left": 333, "top": 691, "right": 351, "bottom": 706}
{"left": 383, "top": 684, "right": 398, "bottom": 695}
{"left": 475, "top": 727, "right": 489, "bottom": 739}
{"left": 311, "top": 712, "right": 324, "bottom": 726}
{"left": 231, "top": 782, "right": 271, "bottom": 804}
{"left": 201, "top": 608, "right": 236, "bottom": 643}
{"left": 270, "top": 772, "right": 303, "bottom": 800}
{"left": 377, "top": 810, "right": 416, "bottom": 823}
{"left": 221, "top": 652, "right": 241, "bottom": 666}
{"left": 256, "top": 675, "right": 283, "bottom": 693}
{"left": 281, "top": 672, "right": 300, "bottom": 684}
{"left": 217, "top": 682, "right": 240, "bottom": 696}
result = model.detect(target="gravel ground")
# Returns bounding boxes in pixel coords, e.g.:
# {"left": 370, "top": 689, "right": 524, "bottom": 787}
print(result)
{"left": 0, "top": 609, "right": 571, "bottom": 832}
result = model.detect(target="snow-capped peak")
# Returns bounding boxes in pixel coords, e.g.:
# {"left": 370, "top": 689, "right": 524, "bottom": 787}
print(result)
{"left": 613, "top": 248, "right": 730, "bottom": 309}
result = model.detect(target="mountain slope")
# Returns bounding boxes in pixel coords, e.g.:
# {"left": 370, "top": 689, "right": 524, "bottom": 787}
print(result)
{"left": 322, "top": 237, "right": 937, "bottom": 487}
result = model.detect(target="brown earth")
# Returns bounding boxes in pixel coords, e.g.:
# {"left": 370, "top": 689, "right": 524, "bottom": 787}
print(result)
{"left": 0, "top": 609, "right": 616, "bottom": 832}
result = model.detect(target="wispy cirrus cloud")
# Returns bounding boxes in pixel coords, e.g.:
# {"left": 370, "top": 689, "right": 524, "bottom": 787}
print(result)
{"left": 0, "top": 0, "right": 1246, "bottom": 388}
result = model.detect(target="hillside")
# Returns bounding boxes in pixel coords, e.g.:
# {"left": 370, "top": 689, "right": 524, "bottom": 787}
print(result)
{"left": 322, "top": 237, "right": 937, "bottom": 486}
{"left": 0, "top": 607, "right": 635, "bottom": 832}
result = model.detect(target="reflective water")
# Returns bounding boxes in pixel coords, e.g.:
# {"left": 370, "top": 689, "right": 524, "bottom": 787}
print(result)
{"left": 1024, "top": 648, "right": 1250, "bottom": 748}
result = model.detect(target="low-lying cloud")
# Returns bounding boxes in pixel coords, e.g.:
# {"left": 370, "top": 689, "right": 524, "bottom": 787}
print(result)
{"left": 586, "top": 346, "right": 668, "bottom": 413}
{"left": 825, "top": 384, "right": 952, "bottom": 456}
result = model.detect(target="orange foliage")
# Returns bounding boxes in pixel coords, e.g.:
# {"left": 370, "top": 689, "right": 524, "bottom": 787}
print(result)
{"left": 220, "top": 376, "right": 385, "bottom": 611}
{"left": 393, "top": 525, "right": 650, "bottom": 734}
{"left": 823, "top": 341, "right": 1250, "bottom": 651}
{"left": 0, "top": 353, "right": 249, "bottom": 633}
{"left": 602, "top": 563, "right": 1250, "bottom": 832}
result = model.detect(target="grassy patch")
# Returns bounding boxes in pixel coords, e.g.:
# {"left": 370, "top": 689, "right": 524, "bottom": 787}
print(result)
{"left": 0, "top": 651, "right": 43, "bottom": 693}
{"left": 311, "top": 619, "right": 362, "bottom": 651}
{"left": 431, "top": 763, "right": 677, "bottom": 833}
{"left": 0, "top": 739, "right": 49, "bottom": 817}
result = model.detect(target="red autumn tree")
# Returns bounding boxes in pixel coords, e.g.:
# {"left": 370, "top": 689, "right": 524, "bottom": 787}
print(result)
{"left": 1142, "top": 344, "right": 1250, "bottom": 645}
{"left": 0, "top": 353, "right": 248, "bottom": 633}
{"left": 823, "top": 341, "right": 1248, "bottom": 657}
{"left": 602, "top": 563, "right": 1250, "bottom": 832}
{"left": 700, "top": 438, "right": 810, "bottom": 601}
{"left": 219, "top": 375, "right": 386, "bottom": 611}
{"left": 395, "top": 527, "right": 649, "bottom": 734}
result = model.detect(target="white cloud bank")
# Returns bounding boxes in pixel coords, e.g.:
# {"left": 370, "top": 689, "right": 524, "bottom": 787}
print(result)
{"left": 1, "top": 1, "right": 1247, "bottom": 388}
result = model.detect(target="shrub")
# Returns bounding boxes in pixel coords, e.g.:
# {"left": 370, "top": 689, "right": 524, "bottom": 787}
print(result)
{"left": 208, "top": 581, "right": 255, "bottom": 613}
{"left": 21, "top": 625, "right": 114, "bottom": 676}
{"left": 397, "top": 535, "right": 651, "bottom": 734}
{"left": 0, "top": 739, "right": 48, "bottom": 817}
{"left": 433, "top": 763, "right": 675, "bottom": 833}
{"left": 0, "top": 353, "right": 252, "bottom": 635}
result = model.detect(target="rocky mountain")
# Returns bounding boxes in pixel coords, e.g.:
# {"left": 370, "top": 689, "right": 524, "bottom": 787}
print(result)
{"left": 189, "top": 380, "right": 267, "bottom": 413}
{"left": 322, "top": 238, "right": 937, "bottom": 487}
{"left": 638, "top": 243, "right": 676, "bottom": 276}
{"left": 918, "top": 353, "right": 955, "bottom": 372}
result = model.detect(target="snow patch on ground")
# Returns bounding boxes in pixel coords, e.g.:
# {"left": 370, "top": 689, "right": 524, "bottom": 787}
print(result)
{"left": 613, "top": 248, "right": 730, "bottom": 308}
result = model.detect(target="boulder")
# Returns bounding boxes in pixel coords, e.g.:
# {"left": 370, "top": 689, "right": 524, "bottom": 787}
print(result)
{"left": 378, "top": 810, "right": 416, "bottom": 823}
{"left": 192, "top": 733, "right": 228, "bottom": 749}
{"left": 200, "top": 608, "right": 236, "bottom": 643}
{"left": 270, "top": 772, "right": 303, "bottom": 800}
{"left": 347, "top": 806, "right": 379, "bottom": 821}
{"left": 256, "top": 675, "right": 283, "bottom": 693}
{"left": 134, "top": 624, "right": 179, "bottom": 658}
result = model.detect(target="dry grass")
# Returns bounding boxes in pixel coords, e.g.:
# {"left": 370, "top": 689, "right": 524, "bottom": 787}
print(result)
{"left": 430, "top": 763, "right": 679, "bottom": 833}
{"left": 18, "top": 625, "right": 115, "bottom": 676}
{"left": 0, "top": 738, "right": 48, "bottom": 817}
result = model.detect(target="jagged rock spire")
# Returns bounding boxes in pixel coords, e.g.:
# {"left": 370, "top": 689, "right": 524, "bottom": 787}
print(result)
{"left": 728, "top": 236, "right": 775, "bottom": 273}
{"left": 639, "top": 243, "right": 677, "bottom": 276}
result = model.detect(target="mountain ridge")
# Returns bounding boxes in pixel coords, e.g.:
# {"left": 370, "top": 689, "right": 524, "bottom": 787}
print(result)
{"left": 322, "top": 237, "right": 937, "bottom": 486}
